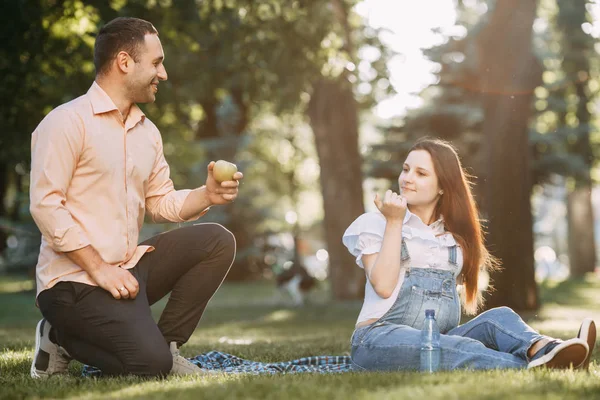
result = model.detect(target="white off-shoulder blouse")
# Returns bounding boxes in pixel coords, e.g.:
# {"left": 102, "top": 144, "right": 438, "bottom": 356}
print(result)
{"left": 342, "top": 210, "right": 464, "bottom": 325}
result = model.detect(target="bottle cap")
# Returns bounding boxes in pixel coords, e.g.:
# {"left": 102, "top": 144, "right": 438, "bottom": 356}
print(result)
{"left": 425, "top": 309, "right": 435, "bottom": 318}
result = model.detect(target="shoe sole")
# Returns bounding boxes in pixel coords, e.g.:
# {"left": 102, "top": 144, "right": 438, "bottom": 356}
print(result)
{"left": 30, "top": 319, "right": 45, "bottom": 379}
{"left": 527, "top": 338, "right": 589, "bottom": 369}
{"left": 577, "top": 318, "right": 596, "bottom": 370}
{"left": 171, "top": 356, "right": 217, "bottom": 376}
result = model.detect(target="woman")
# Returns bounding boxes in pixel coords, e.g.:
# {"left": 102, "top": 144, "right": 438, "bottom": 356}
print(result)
{"left": 343, "top": 138, "right": 596, "bottom": 371}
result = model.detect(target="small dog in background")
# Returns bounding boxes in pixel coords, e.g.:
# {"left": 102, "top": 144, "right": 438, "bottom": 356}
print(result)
{"left": 275, "top": 262, "right": 317, "bottom": 307}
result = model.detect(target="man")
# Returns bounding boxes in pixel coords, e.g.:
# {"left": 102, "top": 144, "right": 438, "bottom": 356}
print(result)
{"left": 29, "top": 17, "right": 242, "bottom": 378}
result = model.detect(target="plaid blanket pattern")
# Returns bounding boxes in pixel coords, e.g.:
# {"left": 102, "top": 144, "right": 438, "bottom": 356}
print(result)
{"left": 82, "top": 351, "right": 354, "bottom": 377}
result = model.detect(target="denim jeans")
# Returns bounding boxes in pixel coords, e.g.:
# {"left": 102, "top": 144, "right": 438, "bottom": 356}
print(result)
{"left": 350, "top": 268, "right": 544, "bottom": 371}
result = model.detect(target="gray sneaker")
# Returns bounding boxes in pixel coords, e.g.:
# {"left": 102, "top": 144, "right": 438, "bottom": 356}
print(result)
{"left": 30, "top": 319, "right": 72, "bottom": 379}
{"left": 527, "top": 338, "right": 588, "bottom": 369}
{"left": 169, "top": 342, "right": 212, "bottom": 376}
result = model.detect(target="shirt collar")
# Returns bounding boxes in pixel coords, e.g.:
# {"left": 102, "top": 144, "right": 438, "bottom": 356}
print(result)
{"left": 403, "top": 211, "right": 412, "bottom": 225}
{"left": 88, "top": 82, "right": 118, "bottom": 115}
{"left": 88, "top": 82, "right": 146, "bottom": 129}
{"left": 404, "top": 210, "right": 445, "bottom": 233}
{"left": 125, "top": 104, "right": 145, "bottom": 131}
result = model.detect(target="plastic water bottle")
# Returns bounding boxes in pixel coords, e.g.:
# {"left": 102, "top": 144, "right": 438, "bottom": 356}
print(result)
{"left": 420, "top": 309, "right": 441, "bottom": 373}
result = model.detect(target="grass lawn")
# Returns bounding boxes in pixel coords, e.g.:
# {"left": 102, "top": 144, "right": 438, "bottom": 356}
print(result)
{"left": 1, "top": 275, "right": 599, "bottom": 399}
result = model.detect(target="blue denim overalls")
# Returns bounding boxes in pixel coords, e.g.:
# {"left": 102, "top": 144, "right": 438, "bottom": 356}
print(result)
{"left": 350, "top": 239, "right": 539, "bottom": 371}
{"left": 373, "top": 240, "right": 461, "bottom": 334}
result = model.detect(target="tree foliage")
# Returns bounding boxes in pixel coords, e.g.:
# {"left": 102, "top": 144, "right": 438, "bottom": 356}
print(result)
{"left": 2, "top": 1, "right": 394, "bottom": 291}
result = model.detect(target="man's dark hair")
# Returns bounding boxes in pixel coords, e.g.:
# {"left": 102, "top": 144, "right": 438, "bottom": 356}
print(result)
{"left": 94, "top": 17, "right": 158, "bottom": 76}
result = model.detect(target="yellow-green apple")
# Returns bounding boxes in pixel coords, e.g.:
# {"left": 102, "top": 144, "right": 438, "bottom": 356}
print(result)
{"left": 213, "top": 160, "right": 238, "bottom": 182}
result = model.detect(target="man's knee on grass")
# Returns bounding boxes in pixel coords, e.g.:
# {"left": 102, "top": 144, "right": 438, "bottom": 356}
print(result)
{"left": 121, "top": 344, "right": 173, "bottom": 377}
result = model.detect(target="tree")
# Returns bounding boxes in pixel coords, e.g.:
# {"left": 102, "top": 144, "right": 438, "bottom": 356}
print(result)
{"left": 527, "top": 0, "right": 598, "bottom": 278}
{"left": 244, "top": 112, "right": 324, "bottom": 267}
{"left": 367, "top": 1, "right": 488, "bottom": 197}
{"left": 3, "top": 1, "right": 394, "bottom": 288}
{"left": 0, "top": 1, "right": 99, "bottom": 221}
{"left": 308, "top": 79, "right": 365, "bottom": 299}
{"left": 307, "top": 0, "right": 376, "bottom": 299}
{"left": 82, "top": 0, "right": 392, "bottom": 290}
{"left": 556, "top": 0, "right": 597, "bottom": 277}
{"left": 477, "top": 0, "right": 542, "bottom": 310}
{"left": 0, "top": 1, "right": 100, "bottom": 268}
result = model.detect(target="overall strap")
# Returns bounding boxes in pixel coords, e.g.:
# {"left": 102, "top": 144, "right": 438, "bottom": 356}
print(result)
{"left": 448, "top": 245, "right": 458, "bottom": 266}
{"left": 401, "top": 239, "right": 410, "bottom": 262}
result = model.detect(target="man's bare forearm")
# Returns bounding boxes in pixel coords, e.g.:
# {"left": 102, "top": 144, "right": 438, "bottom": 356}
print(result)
{"left": 180, "top": 186, "right": 212, "bottom": 221}
{"left": 64, "top": 245, "right": 140, "bottom": 299}
{"left": 64, "top": 245, "right": 107, "bottom": 277}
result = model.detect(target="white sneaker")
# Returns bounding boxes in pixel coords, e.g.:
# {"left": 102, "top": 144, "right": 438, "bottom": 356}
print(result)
{"left": 169, "top": 342, "right": 213, "bottom": 376}
{"left": 30, "top": 319, "right": 72, "bottom": 379}
{"left": 577, "top": 318, "right": 596, "bottom": 370}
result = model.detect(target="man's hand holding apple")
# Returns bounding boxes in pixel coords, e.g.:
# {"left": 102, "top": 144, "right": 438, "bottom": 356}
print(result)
{"left": 205, "top": 160, "right": 243, "bottom": 205}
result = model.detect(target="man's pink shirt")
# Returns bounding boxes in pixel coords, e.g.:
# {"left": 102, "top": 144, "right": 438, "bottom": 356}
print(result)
{"left": 30, "top": 82, "right": 205, "bottom": 297}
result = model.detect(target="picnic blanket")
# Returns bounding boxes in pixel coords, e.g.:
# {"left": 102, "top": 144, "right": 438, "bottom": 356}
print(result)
{"left": 82, "top": 351, "right": 354, "bottom": 377}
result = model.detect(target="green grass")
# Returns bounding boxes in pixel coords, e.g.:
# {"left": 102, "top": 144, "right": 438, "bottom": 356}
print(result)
{"left": 1, "top": 275, "right": 600, "bottom": 399}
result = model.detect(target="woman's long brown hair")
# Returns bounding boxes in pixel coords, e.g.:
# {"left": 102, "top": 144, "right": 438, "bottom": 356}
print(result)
{"left": 410, "top": 138, "right": 499, "bottom": 314}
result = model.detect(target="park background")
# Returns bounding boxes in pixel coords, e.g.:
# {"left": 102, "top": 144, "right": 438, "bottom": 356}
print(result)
{"left": 1, "top": 0, "right": 600, "bottom": 398}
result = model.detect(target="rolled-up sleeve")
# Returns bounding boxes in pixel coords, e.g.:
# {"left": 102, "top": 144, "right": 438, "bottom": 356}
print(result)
{"left": 30, "top": 109, "right": 91, "bottom": 252}
{"left": 145, "top": 134, "right": 207, "bottom": 223}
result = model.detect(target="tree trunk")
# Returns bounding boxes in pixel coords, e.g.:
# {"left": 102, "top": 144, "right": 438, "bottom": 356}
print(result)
{"left": 10, "top": 171, "right": 23, "bottom": 221}
{"left": 0, "top": 162, "right": 7, "bottom": 256}
{"left": 196, "top": 99, "right": 219, "bottom": 140}
{"left": 0, "top": 162, "right": 7, "bottom": 218}
{"left": 477, "top": 0, "right": 541, "bottom": 310}
{"left": 557, "top": 0, "right": 596, "bottom": 276}
{"left": 567, "top": 186, "right": 596, "bottom": 277}
{"left": 307, "top": 79, "right": 365, "bottom": 300}
{"left": 566, "top": 79, "right": 596, "bottom": 276}
{"left": 195, "top": 93, "right": 252, "bottom": 281}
